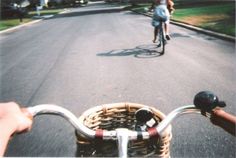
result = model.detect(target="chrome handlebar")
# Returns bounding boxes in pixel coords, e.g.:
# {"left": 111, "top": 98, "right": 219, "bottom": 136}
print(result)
{"left": 27, "top": 104, "right": 96, "bottom": 139}
{"left": 27, "top": 104, "right": 201, "bottom": 139}
{"left": 27, "top": 104, "right": 202, "bottom": 158}
{"left": 25, "top": 91, "right": 228, "bottom": 158}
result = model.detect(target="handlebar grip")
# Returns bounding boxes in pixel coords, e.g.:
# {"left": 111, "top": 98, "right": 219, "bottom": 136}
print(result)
{"left": 210, "top": 108, "right": 236, "bottom": 136}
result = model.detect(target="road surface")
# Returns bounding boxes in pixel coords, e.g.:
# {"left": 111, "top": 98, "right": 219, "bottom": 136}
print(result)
{"left": 1, "top": 1, "right": 235, "bottom": 157}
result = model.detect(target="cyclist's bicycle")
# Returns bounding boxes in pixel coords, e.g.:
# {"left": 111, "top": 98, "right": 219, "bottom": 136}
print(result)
{"left": 21, "top": 91, "right": 235, "bottom": 157}
{"left": 155, "top": 20, "right": 166, "bottom": 55}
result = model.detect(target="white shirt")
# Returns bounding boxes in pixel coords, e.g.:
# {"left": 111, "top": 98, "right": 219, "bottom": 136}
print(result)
{"left": 159, "top": 0, "right": 167, "bottom": 5}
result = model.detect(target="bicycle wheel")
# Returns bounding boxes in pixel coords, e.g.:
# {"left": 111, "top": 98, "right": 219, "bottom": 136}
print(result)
{"left": 158, "top": 24, "right": 165, "bottom": 55}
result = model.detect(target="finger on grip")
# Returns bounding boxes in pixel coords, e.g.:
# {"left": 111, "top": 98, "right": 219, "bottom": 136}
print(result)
{"left": 21, "top": 108, "right": 33, "bottom": 121}
{"left": 210, "top": 109, "right": 236, "bottom": 136}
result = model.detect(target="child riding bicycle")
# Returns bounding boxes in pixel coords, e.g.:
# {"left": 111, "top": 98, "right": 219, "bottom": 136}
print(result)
{"left": 150, "top": 0, "right": 174, "bottom": 43}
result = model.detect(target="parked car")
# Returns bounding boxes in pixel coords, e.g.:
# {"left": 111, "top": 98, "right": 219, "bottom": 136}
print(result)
{"left": 71, "top": 0, "right": 88, "bottom": 6}
{"left": 1, "top": 4, "right": 28, "bottom": 19}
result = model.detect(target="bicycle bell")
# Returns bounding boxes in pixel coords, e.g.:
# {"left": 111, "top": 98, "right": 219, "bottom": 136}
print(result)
{"left": 193, "top": 91, "right": 226, "bottom": 112}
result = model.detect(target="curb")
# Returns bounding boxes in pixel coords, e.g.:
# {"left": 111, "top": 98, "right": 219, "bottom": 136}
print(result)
{"left": 170, "top": 20, "right": 235, "bottom": 42}
{"left": 0, "top": 9, "right": 70, "bottom": 35}
{"left": 0, "top": 19, "right": 42, "bottom": 34}
{"left": 136, "top": 11, "right": 235, "bottom": 42}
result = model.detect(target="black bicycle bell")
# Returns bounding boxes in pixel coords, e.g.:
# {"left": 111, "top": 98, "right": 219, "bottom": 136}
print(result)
{"left": 193, "top": 91, "right": 226, "bottom": 112}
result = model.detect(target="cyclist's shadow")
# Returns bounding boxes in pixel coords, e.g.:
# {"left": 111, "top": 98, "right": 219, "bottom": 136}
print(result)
{"left": 97, "top": 44, "right": 163, "bottom": 58}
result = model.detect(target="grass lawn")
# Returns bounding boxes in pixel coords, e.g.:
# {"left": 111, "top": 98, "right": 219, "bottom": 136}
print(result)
{"left": 126, "top": 2, "right": 235, "bottom": 37}
{"left": 172, "top": 3, "right": 235, "bottom": 36}
{"left": 0, "top": 18, "right": 32, "bottom": 31}
{"left": 0, "top": 9, "right": 64, "bottom": 31}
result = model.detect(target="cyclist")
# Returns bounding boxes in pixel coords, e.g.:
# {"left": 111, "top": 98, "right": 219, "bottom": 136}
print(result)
{"left": 0, "top": 102, "right": 32, "bottom": 156}
{"left": 150, "top": 0, "right": 174, "bottom": 43}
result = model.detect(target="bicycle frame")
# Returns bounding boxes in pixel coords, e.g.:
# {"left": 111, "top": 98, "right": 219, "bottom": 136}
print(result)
{"left": 157, "top": 20, "right": 166, "bottom": 54}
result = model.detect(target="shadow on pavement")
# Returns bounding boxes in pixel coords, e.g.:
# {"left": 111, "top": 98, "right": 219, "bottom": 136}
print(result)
{"left": 97, "top": 44, "right": 163, "bottom": 58}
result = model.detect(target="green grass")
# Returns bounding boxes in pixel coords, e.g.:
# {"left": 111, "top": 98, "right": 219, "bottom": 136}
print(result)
{"left": 0, "top": 18, "right": 31, "bottom": 31}
{"left": 126, "top": 2, "right": 235, "bottom": 36}
{"left": 172, "top": 4, "right": 235, "bottom": 36}
{"left": 173, "top": 4, "right": 234, "bottom": 20}
{"left": 0, "top": 9, "right": 63, "bottom": 31}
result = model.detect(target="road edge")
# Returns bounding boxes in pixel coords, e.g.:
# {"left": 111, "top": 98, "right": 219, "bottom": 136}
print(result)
{"left": 0, "top": 9, "right": 70, "bottom": 35}
{"left": 134, "top": 11, "right": 235, "bottom": 42}
{"left": 0, "top": 19, "right": 42, "bottom": 34}
{"left": 170, "top": 20, "right": 235, "bottom": 42}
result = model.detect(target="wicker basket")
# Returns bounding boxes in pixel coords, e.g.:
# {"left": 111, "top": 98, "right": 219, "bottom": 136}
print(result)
{"left": 76, "top": 103, "right": 172, "bottom": 157}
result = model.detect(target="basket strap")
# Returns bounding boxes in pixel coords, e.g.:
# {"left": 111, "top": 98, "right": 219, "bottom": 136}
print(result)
{"left": 95, "top": 129, "right": 103, "bottom": 139}
{"left": 148, "top": 127, "right": 160, "bottom": 138}
{"left": 137, "top": 131, "right": 143, "bottom": 140}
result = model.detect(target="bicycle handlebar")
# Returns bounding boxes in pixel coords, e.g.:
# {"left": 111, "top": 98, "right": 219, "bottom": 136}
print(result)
{"left": 27, "top": 104, "right": 96, "bottom": 139}
{"left": 27, "top": 104, "right": 202, "bottom": 140}
{"left": 24, "top": 91, "right": 235, "bottom": 158}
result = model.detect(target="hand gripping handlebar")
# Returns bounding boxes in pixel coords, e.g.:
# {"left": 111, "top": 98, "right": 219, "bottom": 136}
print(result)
{"left": 26, "top": 91, "right": 235, "bottom": 158}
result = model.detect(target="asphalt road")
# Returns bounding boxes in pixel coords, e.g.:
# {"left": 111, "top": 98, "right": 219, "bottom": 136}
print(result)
{"left": 1, "top": 1, "right": 235, "bottom": 157}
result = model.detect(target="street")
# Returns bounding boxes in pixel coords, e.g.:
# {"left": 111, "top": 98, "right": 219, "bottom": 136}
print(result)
{"left": 1, "top": 1, "right": 235, "bottom": 157}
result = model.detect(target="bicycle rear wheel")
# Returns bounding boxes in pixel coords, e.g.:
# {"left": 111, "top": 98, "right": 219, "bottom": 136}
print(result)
{"left": 158, "top": 24, "right": 165, "bottom": 55}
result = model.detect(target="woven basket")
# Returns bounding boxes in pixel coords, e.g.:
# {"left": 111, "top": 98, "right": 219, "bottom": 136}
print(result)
{"left": 76, "top": 103, "right": 172, "bottom": 157}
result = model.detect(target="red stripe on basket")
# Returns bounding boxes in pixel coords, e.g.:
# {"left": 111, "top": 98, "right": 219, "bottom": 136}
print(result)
{"left": 95, "top": 129, "right": 103, "bottom": 139}
{"left": 148, "top": 128, "right": 159, "bottom": 138}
